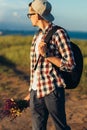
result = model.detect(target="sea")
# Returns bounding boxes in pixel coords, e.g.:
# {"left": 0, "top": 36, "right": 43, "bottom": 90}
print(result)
{"left": 0, "top": 30, "right": 87, "bottom": 40}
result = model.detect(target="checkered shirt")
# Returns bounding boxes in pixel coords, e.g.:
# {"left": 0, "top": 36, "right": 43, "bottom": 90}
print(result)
{"left": 29, "top": 23, "right": 76, "bottom": 98}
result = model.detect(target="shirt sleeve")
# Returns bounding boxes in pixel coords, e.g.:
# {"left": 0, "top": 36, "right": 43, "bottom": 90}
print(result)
{"left": 54, "top": 28, "right": 76, "bottom": 72}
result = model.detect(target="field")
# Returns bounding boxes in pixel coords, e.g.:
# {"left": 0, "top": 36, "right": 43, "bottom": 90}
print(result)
{"left": 0, "top": 35, "right": 87, "bottom": 130}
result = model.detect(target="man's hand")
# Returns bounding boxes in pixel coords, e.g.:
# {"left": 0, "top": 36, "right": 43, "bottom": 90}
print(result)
{"left": 24, "top": 93, "right": 30, "bottom": 101}
{"left": 38, "top": 41, "right": 47, "bottom": 57}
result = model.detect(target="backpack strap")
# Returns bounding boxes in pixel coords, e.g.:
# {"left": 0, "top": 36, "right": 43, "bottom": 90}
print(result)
{"left": 44, "top": 25, "right": 59, "bottom": 44}
{"left": 44, "top": 25, "right": 69, "bottom": 45}
{"left": 34, "top": 25, "right": 60, "bottom": 70}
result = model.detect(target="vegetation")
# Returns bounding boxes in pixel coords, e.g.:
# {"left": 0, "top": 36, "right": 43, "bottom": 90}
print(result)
{"left": 0, "top": 35, "right": 32, "bottom": 68}
{"left": 0, "top": 35, "right": 87, "bottom": 97}
{"left": 0, "top": 35, "right": 32, "bottom": 99}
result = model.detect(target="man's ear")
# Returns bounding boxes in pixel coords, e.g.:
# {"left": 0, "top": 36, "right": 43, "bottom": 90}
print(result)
{"left": 37, "top": 14, "right": 43, "bottom": 20}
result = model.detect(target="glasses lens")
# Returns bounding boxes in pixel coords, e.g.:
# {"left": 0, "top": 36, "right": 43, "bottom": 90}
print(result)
{"left": 27, "top": 13, "right": 35, "bottom": 18}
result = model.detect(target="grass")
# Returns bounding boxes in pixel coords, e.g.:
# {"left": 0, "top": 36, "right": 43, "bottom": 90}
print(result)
{"left": 0, "top": 35, "right": 33, "bottom": 99}
{"left": 0, "top": 35, "right": 32, "bottom": 67}
{"left": 0, "top": 36, "right": 87, "bottom": 95}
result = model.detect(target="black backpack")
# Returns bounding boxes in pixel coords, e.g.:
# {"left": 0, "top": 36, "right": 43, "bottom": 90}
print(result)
{"left": 44, "top": 26, "right": 83, "bottom": 89}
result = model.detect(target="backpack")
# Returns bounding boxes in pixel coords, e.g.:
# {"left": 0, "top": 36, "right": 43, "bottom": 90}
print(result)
{"left": 44, "top": 25, "right": 83, "bottom": 89}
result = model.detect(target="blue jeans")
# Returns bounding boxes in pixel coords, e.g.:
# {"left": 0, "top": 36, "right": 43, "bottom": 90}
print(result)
{"left": 30, "top": 88, "right": 71, "bottom": 130}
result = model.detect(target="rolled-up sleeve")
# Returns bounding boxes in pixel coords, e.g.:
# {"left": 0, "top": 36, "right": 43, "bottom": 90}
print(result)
{"left": 55, "top": 28, "right": 76, "bottom": 72}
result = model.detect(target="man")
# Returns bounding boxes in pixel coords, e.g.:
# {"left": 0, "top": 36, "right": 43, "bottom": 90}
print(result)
{"left": 26, "top": 0, "right": 76, "bottom": 129}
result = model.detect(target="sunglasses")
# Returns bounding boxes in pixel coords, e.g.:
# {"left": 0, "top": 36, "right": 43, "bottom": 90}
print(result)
{"left": 27, "top": 13, "right": 36, "bottom": 18}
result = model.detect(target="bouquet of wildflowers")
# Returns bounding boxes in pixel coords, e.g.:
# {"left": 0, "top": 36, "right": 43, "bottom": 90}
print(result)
{"left": 0, "top": 98, "right": 29, "bottom": 121}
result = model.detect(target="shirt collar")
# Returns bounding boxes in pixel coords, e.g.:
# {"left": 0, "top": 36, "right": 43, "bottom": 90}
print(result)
{"left": 39, "top": 23, "right": 53, "bottom": 34}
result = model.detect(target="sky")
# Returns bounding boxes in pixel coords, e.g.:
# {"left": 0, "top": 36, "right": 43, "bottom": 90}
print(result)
{"left": 0, "top": 0, "right": 87, "bottom": 32}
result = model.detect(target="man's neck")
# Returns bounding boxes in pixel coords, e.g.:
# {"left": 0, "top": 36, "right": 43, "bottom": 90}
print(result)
{"left": 38, "top": 20, "right": 51, "bottom": 31}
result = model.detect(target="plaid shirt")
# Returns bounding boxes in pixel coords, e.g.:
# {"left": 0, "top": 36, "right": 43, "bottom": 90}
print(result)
{"left": 29, "top": 23, "right": 76, "bottom": 98}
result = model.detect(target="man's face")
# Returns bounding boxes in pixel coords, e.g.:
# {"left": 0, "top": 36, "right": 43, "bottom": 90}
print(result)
{"left": 28, "top": 6, "right": 38, "bottom": 27}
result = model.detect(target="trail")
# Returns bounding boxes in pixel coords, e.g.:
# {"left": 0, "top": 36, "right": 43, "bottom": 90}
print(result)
{"left": 0, "top": 68, "right": 87, "bottom": 130}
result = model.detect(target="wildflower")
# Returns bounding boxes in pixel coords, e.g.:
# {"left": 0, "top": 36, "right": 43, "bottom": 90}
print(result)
{"left": 0, "top": 99, "right": 29, "bottom": 121}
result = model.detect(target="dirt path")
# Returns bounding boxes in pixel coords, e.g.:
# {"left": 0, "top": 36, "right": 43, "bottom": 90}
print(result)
{"left": 0, "top": 68, "right": 87, "bottom": 130}
{"left": 66, "top": 92, "right": 87, "bottom": 130}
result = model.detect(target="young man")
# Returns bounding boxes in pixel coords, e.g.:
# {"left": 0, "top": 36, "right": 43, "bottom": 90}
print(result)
{"left": 26, "top": 0, "right": 76, "bottom": 129}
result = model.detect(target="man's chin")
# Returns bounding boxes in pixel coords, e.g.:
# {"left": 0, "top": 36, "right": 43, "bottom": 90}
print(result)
{"left": 33, "top": 25, "right": 37, "bottom": 27}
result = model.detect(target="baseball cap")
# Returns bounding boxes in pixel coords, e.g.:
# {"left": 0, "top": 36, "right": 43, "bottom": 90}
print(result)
{"left": 31, "top": 0, "right": 54, "bottom": 22}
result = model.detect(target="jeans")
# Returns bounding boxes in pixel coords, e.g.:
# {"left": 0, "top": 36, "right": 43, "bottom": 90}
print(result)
{"left": 30, "top": 88, "right": 71, "bottom": 130}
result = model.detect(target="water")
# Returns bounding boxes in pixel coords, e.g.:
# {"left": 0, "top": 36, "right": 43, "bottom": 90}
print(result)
{"left": 0, "top": 30, "right": 35, "bottom": 36}
{"left": 68, "top": 31, "right": 87, "bottom": 40}
{"left": 0, "top": 30, "right": 87, "bottom": 40}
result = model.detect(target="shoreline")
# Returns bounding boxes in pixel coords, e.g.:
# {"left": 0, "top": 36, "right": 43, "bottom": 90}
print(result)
{"left": 0, "top": 30, "right": 87, "bottom": 40}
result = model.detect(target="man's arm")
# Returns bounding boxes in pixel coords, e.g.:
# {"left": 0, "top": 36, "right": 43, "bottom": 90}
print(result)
{"left": 46, "top": 56, "right": 61, "bottom": 67}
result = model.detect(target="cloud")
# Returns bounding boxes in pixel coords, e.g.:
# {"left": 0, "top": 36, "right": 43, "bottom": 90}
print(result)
{"left": 12, "top": 12, "right": 19, "bottom": 17}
